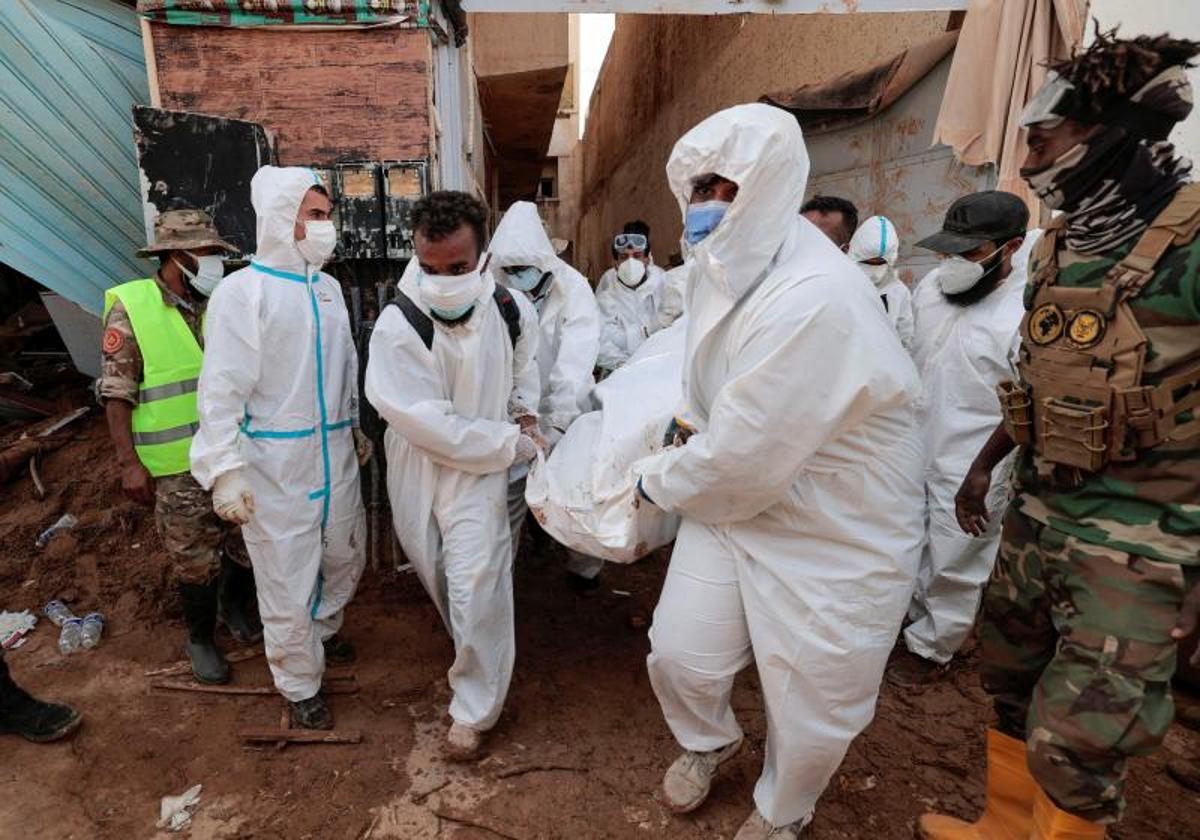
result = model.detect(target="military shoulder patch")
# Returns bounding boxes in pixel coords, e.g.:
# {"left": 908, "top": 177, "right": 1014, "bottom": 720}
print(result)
{"left": 1029, "top": 303, "right": 1065, "bottom": 345}
{"left": 102, "top": 327, "right": 125, "bottom": 355}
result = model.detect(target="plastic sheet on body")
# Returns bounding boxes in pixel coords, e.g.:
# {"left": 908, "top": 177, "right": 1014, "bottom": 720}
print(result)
{"left": 525, "top": 320, "right": 686, "bottom": 563}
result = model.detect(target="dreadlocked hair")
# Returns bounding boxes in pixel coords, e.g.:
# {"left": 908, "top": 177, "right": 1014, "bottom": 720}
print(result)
{"left": 1049, "top": 23, "right": 1200, "bottom": 121}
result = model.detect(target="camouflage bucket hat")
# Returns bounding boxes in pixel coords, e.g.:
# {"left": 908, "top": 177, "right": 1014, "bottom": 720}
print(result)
{"left": 137, "top": 209, "right": 238, "bottom": 258}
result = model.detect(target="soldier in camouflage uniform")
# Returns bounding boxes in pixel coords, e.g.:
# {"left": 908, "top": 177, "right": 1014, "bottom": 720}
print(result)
{"left": 920, "top": 32, "right": 1200, "bottom": 840}
{"left": 99, "top": 209, "right": 260, "bottom": 685}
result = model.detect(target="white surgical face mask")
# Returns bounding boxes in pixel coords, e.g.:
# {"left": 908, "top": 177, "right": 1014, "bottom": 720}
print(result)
{"left": 617, "top": 257, "right": 647, "bottom": 288}
{"left": 935, "top": 246, "right": 1005, "bottom": 295}
{"left": 175, "top": 252, "right": 225, "bottom": 297}
{"left": 419, "top": 255, "right": 487, "bottom": 322}
{"left": 859, "top": 262, "right": 890, "bottom": 289}
{"left": 504, "top": 266, "right": 545, "bottom": 293}
{"left": 296, "top": 220, "right": 337, "bottom": 266}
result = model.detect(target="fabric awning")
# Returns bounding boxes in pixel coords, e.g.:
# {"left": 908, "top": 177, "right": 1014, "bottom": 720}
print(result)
{"left": 931, "top": 0, "right": 1088, "bottom": 216}
{"left": 761, "top": 30, "right": 960, "bottom": 135}
{"left": 135, "top": 0, "right": 416, "bottom": 27}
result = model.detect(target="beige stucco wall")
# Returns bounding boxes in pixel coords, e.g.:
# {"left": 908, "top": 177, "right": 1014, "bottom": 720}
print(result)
{"left": 470, "top": 12, "right": 569, "bottom": 77}
{"left": 577, "top": 12, "right": 952, "bottom": 281}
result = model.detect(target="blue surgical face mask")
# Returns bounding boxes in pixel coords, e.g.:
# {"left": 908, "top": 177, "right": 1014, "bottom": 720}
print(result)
{"left": 429, "top": 302, "right": 475, "bottom": 322}
{"left": 684, "top": 200, "right": 732, "bottom": 245}
{"left": 504, "top": 266, "right": 545, "bottom": 292}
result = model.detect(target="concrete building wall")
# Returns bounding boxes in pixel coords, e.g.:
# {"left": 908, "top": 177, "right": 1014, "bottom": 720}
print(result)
{"left": 151, "top": 24, "right": 430, "bottom": 165}
{"left": 470, "top": 12, "right": 569, "bottom": 76}
{"left": 577, "top": 12, "right": 951, "bottom": 281}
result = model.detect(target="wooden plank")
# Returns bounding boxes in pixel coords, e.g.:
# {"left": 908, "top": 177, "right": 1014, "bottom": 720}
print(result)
{"left": 143, "top": 646, "right": 263, "bottom": 678}
{"left": 151, "top": 678, "right": 358, "bottom": 696}
{"left": 239, "top": 729, "right": 363, "bottom": 745}
{"left": 140, "top": 19, "right": 161, "bottom": 108}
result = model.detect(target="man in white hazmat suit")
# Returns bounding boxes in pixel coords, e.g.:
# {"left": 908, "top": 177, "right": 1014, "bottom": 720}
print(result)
{"left": 891, "top": 191, "right": 1034, "bottom": 687}
{"left": 488, "top": 201, "right": 604, "bottom": 590}
{"left": 631, "top": 104, "right": 925, "bottom": 839}
{"left": 847, "top": 215, "right": 915, "bottom": 353}
{"left": 192, "top": 166, "right": 369, "bottom": 730}
{"left": 364, "top": 191, "right": 542, "bottom": 760}
{"left": 595, "top": 224, "right": 670, "bottom": 373}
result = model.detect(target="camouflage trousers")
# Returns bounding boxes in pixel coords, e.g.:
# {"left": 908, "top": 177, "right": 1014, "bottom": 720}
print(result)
{"left": 980, "top": 505, "right": 1187, "bottom": 823}
{"left": 154, "top": 473, "right": 250, "bottom": 585}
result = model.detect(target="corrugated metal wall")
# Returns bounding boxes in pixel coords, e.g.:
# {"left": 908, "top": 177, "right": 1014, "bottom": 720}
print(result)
{"left": 0, "top": 0, "right": 152, "bottom": 315}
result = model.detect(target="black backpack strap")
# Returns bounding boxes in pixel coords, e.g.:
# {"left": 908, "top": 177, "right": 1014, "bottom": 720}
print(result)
{"left": 880, "top": 293, "right": 889, "bottom": 313}
{"left": 492, "top": 285, "right": 522, "bottom": 348}
{"left": 386, "top": 289, "right": 434, "bottom": 351}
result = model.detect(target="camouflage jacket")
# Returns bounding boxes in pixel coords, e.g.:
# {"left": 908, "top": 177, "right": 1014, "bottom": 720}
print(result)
{"left": 97, "top": 274, "right": 205, "bottom": 406}
{"left": 1013, "top": 234, "right": 1200, "bottom": 564}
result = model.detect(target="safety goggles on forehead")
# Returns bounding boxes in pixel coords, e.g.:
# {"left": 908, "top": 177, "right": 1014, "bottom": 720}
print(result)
{"left": 613, "top": 233, "right": 648, "bottom": 252}
{"left": 1019, "top": 71, "right": 1073, "bottom": 129}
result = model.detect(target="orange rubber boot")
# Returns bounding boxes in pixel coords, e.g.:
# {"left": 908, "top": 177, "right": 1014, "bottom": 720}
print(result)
{"left": 1030, "top": 789, "right": 1106, "bottom": 839}
{"left": 918, "top": 729, "right": 1038, "bottom": 839}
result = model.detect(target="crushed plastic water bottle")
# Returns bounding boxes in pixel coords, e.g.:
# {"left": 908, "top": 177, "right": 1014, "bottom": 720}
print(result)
{"left": 43, "top": 599, "right": 76, "bottom": 628}
{"left": 80, "top": 612, "right": 104, "bottom": 649}
{"left": 36, "top": 514, "right": 79, "bottom": 549}
{"left": 58, "top": 617, "right": 83, "bottom": 655}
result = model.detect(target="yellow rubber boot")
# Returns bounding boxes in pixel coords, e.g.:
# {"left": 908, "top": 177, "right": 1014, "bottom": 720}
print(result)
{"left": 918, "top": 729, "right": 1038, "bottom": 839}
{"left": 1030, "top": 789, "right": 1106, "bottom": 839}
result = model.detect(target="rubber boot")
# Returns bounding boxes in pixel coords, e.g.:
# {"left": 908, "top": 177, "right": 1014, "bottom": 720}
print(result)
{"left": 0, "top": 655, "right": 81, "bottom": 742}
{"left": 919, "top": 729, "right": 1037, "bottom": 839}
{"left": 1030, "top": 789, "right": 1106, "bottom": 839}
{"left": 217, "top": 556, "right": 263, "bottom": 644}
{"left": 178, "top": 582, "right": 231, "bottom": 685}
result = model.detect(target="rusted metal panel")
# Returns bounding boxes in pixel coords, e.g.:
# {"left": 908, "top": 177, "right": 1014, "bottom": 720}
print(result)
{"left": 133, "top": 106, "right": 274, "bottom": 257}
{"left": 463, "top": 0, "right": 965, "bottom": 12}
{"left": 805, "top": 53, "right": 995, "bottom": 286}
{"left": 384, "top": 162, "right": 428, "bottom": 260}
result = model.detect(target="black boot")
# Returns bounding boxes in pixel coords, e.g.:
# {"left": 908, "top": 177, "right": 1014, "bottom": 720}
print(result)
{"left": 322, "top": 635, "right": 356, "bottom": 665}
{"left": 0, "top": 654, "right": 81, "bottom": 742}
{"left": 178, "top": 582, "right": 231, "bottom": 685}
{"left": 289, "top": 694, "right": 333, "bottom": 730}
{"left": 218, "top": 556, "right": 262, "bottom": 645}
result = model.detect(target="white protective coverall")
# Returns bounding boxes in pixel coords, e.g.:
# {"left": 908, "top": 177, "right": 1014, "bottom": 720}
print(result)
{"left": 847, "top": 215, "right": 915, "bottom": 353}
{"left": 364, "top": 259, "right": 540, "bottom": 731}
{"left": 632, "top": 104, "right": 924, "bottom": 827}
{"left": 902, "top": 231, "right": 1040, "bottom": 664}
{"left": 595, "top": 262, "right": 669, "bottom": 370}
{"left": 655, "top": 264, "right": 688, "bottom": 329}
{"left": 489, "top": 202, "right": 602, "bottom": 578}
{"left": 191, "top": 166, "right": 366, "bottom": 703}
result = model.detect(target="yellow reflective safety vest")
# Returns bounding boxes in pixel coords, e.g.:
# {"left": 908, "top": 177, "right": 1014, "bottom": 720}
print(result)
{"left": 102, "top": 279, "right": 203, "bottom": 477}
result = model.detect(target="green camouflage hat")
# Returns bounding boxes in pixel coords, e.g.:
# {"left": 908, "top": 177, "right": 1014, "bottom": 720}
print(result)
{"left": 137, "top": 209, "right": 238, "bottom": 258}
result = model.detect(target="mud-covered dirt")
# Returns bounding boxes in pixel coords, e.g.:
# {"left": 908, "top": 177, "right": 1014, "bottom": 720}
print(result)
{"left": 2, "top": 415, "right": 1198, "bottom": 838}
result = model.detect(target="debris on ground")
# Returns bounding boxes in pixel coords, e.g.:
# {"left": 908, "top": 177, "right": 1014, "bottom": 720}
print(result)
{"left": 156, "top": 783, "right": 202, "bottom": 832}
{"left": 0, "top": 609, "right": 36, "bottom": 649}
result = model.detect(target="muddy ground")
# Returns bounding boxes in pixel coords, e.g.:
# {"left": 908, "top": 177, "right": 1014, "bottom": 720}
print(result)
{"left": 2, "top": 414, "right": 1198, "bottom": 839}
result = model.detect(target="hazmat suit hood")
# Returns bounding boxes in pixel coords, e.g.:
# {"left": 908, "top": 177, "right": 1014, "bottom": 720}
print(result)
{"left": 251, "top": 165, "right": 325, "bottom": 274}
{"left": 489, "top": 202, "right": 559, "bottom": 275}
{"left": 667, "top": 103, "right": 809, "bottom": 301}
{"left": 848, "top": 216, "right": 901, "bottom": 290}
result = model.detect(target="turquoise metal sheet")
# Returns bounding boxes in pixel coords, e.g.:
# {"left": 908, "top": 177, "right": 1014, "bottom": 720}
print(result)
{"left": 0, "top": 0, "right": 152, "bottom": 315}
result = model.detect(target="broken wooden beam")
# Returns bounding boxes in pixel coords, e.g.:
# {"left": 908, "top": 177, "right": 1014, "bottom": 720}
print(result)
{"left": 144, "top": 647, "right": 264, "bottom": 678}
{"left": 150, "top": 676, "right": 358, "bottom": 696}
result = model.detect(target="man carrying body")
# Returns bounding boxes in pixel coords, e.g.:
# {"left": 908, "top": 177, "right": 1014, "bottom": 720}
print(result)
{"left": 920, "top": 31, "right": 1200, "bottom": 840}
{"left": 191, "top": 167, "right": 369, "bottom": 730}
{"left": 365, "top": 191, "right": 542, "bottom": 760}
{"left": 489, "top": 201, "right": 603, "bottom": 592}
{"left": 595, "top": 222, "right": 670, "bottom": 373}
{"left": 890, "top": 192, "right": 1032, "bottom": 687}
{"left": 634, "top": 104, "right": 924, "bottom": 839}
{"left": 800, "top": 194, "right": 859, "bottom": 250}
{"left": 100, "top": 208, "right": 259, "bottom": 685}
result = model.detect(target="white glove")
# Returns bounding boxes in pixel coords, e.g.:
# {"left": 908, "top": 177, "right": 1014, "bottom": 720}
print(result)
{"left": 513, "top": 434, "right": 539, "bottom": 466}
{"left": 353, "top": 428, "right": 374, "bottom": 466}
{"left": 212, "top": 469, "right": 256, "bottom": 524}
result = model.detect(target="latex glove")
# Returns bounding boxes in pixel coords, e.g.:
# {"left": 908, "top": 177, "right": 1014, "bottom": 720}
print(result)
{"left": 212, "top": 470, "right": 255, "bottom": 525}
{"left": 353, "top": 428, "right": 373, "bottom": 466}
{"left": 512, "top": 434, "right": 539, "bottom": 466}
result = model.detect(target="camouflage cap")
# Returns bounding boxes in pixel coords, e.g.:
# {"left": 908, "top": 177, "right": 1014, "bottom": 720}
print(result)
{"left": 137, "top": 209, "right": 238, "bottom": 258}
